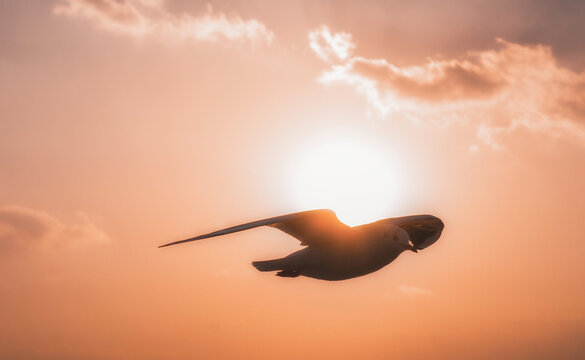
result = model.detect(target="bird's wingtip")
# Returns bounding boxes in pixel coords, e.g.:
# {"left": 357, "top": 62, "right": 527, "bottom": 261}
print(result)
{"left": 158, "top": 237, "right": 197, "bottom": 248}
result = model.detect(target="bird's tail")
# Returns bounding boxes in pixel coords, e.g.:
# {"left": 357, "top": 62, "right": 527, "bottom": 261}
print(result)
{"left": 252, "top": 258, "right": 286, "bottom": 272}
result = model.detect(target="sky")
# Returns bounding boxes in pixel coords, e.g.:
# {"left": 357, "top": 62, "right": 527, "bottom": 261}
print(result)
{"left": 1, "top": 0, "right": 585, "bottom": 359}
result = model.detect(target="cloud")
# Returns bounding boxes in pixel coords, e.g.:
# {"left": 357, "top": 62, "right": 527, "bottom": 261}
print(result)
{"left": 309, "top": 26, "right": 355, "bottom": 62}
{"left": 0, "top": 205, "right": 109, "bottom": 251}
{"left": 214, "top": 267, "right": 232, "bottom": 277}
{"left": 349, "top": 56, "right": 503, "bottom": 102}
{"left": 310, "top": 27, "right": 585, "bottom": 148}
{"left": 53, "top": 0, "right": 275, "bottom": 44}
{"left": 399, "top": 285, "right": 432, "bottom": 298}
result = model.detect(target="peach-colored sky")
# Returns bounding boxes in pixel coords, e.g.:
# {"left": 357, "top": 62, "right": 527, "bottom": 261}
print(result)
{"left": 2, "top": 1, "right": 585, "bottom": 359}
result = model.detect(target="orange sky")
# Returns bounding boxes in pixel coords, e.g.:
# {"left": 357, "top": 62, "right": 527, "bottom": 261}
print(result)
{"left": 2, "top": 1, "right": 585, "bottom": 359}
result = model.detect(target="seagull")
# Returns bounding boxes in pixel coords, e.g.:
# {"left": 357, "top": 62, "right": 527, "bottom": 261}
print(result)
{"left": 160, "top": 209, "right": 444, "bottom": 281}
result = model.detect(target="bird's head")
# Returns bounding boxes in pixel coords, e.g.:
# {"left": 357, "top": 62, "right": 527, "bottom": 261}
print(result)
{"left": 375, "top": 214, "right": 444, "bottom": 251}
{"left": 382, "top": 225, "right": 416, "bottom": 252}
{"left": 395, "top": 215, "right": 444, "bottom": 251}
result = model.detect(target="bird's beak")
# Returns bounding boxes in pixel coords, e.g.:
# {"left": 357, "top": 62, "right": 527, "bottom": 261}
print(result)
{"left": 409, "top": 246, "right": 418, "bottom": 253}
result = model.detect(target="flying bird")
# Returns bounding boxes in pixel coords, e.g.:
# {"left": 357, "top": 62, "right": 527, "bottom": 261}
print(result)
{"left": 160, "top": 209, "right": 444, "bottom": 281}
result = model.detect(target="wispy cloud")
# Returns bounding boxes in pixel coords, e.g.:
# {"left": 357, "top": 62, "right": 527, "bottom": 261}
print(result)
{"left": 0, "top": 205, "right": 109, "bottom": 251}
{"left": 214, "top": 267, "right": 232, "bottom": 277}
{"left": 53, "top": 0, "right": 275, "bottom": 44}
{"left": 309, "top": 26, "right": 355, "bottom": 62}
{"left": 399, "top": 285, "right": 432, "bottom": 298}
{"left": 310, "top": 26, "right": 585, "bottom": 148}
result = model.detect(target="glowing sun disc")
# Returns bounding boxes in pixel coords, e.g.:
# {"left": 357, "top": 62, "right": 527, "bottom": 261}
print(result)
{"left": 290, "top": 132, "right": 405, "bottom": 226}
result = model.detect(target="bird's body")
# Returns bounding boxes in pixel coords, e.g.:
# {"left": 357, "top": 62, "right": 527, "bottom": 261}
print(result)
{"left": 160, "top": 209, "right": 444, "bottom": 281}
{"left": 254, "top": 223, "right": 408, "bottom": 280}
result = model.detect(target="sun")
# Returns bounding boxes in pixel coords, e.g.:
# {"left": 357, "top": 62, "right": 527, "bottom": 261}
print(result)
{"left": 289, "top": 131, "right": 407, "bottom": 226}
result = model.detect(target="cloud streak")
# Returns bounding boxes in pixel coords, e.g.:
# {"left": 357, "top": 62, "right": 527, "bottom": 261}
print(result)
{"left": 54, "top": 0, "right": 275, "bottom": 44}
{"left": 311, "top": 26, "right": 585, "bottom": 148}
{"left": 0, "top": 205, "right": 109, "bottom": 251}
{"left": 399, "top": 285, "right": 432, "bottom": 298}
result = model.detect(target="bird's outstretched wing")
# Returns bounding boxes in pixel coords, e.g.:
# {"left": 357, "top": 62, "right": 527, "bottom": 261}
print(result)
{"left": 376, "top": 214, "right": 444, "bottom": 250}
{"left": 159, "top": 209, "right": 351, "bottom": 248}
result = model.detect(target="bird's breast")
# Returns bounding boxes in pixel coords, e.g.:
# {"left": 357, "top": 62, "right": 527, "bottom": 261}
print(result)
{"left": 297, "top": 239, "right": 402, "bottom": 280}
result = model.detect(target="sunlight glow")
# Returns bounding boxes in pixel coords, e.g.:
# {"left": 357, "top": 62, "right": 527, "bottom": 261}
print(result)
{"left": 290, "top": 132, "right": 406, "bottom": 226}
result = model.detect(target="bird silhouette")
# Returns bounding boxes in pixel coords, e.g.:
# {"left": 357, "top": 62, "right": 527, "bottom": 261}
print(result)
{"left": 160, "top": 209, "right": 444, "bottom": 281}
